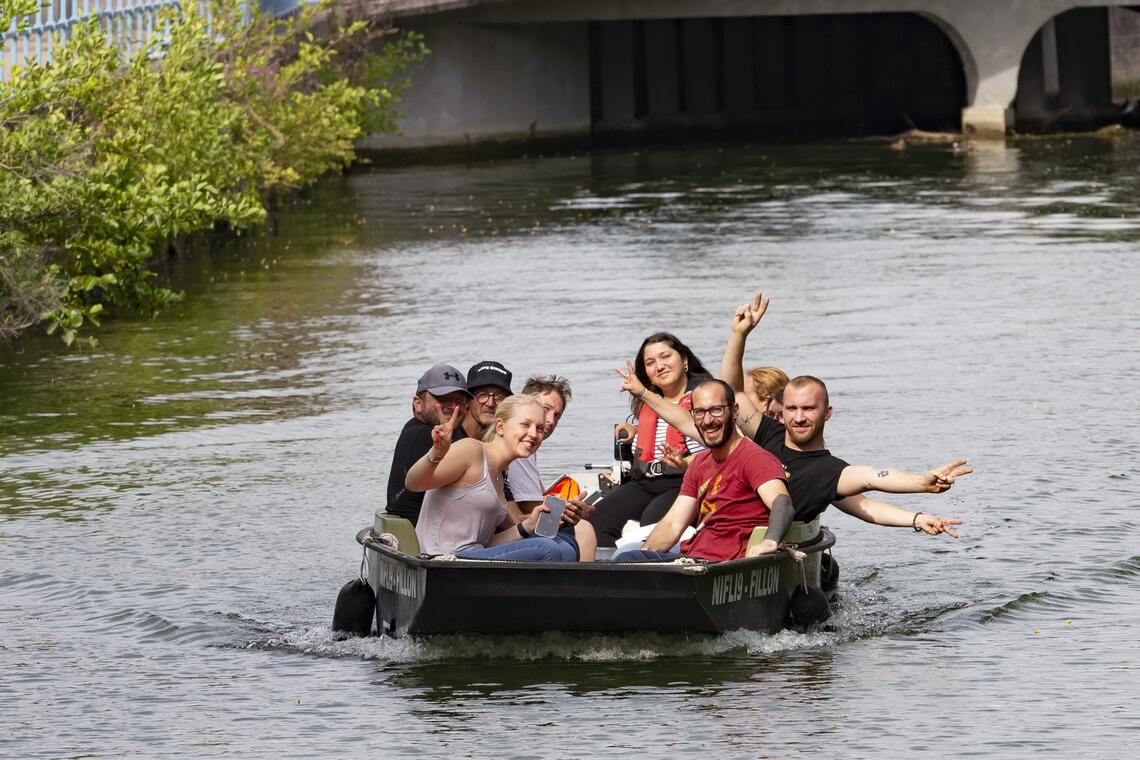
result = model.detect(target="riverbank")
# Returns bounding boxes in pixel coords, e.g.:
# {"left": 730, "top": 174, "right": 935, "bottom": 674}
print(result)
{"left": 0, "top": 0, "right": 425, "bottom": 346}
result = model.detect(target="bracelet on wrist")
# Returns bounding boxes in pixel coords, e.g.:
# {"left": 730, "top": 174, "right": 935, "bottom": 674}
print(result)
{"left": 912, "top": 512, "right": 923, "bottom": 532}
{"left": 517, "top": 522, "right": 531, "bottom": 539}
{"left": 427, "top": 452, "right": 444, "bottom": 464}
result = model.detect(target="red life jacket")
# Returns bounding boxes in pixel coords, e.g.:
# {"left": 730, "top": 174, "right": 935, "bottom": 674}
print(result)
{"left": 635, "top": 391, "right": 693, "bottom": 462}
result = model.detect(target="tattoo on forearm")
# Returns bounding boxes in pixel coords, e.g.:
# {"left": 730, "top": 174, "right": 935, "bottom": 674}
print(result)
{"left": 876, "top": 469, "right": 889, "bottom": 478}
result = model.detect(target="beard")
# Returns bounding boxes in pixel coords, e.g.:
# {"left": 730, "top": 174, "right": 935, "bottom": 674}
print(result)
{"left": 698, "top": 412, "right": 735, "bottom": 449}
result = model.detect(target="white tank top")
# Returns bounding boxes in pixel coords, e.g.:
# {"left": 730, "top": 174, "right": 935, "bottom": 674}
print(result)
{"left": 415, "top": 449, "right": 507, "bottom": 555}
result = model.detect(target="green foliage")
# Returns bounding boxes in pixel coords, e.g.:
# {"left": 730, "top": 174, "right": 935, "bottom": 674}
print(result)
{"left": 1, "top": 1, "right": 42, "bottom": 34}
{"left": 0, "top": 0, "right": 427, "bottom": 344}
{"left": 329, "top": 23, "right": 429, "bottom": 135}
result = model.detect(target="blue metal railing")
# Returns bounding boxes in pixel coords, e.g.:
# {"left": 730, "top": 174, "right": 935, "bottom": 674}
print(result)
{"left": 2, "top": 1, "right": 186, "bottom": 80}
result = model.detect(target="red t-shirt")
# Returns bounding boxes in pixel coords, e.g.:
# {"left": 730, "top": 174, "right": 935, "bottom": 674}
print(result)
{"left": 678, "top": 437, "right": 788, "bottom": 562}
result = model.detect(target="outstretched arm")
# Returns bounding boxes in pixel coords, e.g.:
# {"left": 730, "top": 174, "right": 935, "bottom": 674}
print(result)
{"left": 833, "top": 493, "right": 962, "bottom": 538}
{"left": 721, "top": 291, "right": 768, "bottom": 390}
{"left": 837, "top": 459, "right": 973, "bottom": 497}
{"left": 719, "top": 291, "right": 769, "bottom": 439}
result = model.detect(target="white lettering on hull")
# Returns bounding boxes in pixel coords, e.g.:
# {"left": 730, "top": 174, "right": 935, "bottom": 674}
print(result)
{"left": 378, "top": 560, "right": 420, "bottom": 598}
{"left": 709, "top": 566, "right": 779, "bottom": 605}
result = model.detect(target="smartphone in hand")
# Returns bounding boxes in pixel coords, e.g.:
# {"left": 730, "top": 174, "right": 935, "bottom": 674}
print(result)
{"left": 535, "top": 496, "right": 566, "bottom": 538}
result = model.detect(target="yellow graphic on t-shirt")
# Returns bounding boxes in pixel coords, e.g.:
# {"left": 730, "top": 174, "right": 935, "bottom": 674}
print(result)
{"left": 697, "top": 473, "right": 724, "bottom": 517}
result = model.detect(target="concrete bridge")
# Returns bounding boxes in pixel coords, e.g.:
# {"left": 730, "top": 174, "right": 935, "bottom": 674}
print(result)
{"left": 350, "top": 0, "right": 1140, "bottom": 154}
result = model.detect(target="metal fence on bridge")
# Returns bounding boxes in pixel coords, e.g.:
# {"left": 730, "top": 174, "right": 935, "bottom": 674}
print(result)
{"left": 2, "top": 1, "right": 186, "bottom": 81}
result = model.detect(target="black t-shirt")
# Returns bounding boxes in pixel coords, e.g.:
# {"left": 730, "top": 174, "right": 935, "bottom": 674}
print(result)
{"left": 385, "top": 417, "right": 467, "bottom": 524}
{"left": 753, "top": 416, "right": 849, "bottom": 522}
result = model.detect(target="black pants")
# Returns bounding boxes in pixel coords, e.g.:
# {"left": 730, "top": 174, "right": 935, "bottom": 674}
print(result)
{"left": 589, "top": 474, "right": 683, "bottom": 548}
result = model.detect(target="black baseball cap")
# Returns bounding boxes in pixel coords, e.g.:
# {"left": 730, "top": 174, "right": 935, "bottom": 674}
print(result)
{"left": 466, "top": 361, "right": 513, "bottom": 395}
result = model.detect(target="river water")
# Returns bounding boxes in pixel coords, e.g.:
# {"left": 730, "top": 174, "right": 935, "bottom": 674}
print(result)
{"left": 2, "top": 137, "right": 1138, "bottom": 758}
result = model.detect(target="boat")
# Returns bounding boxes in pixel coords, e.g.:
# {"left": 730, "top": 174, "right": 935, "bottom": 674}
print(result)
{"left": 351, "top": 504, "right": 837, "bottom": 638}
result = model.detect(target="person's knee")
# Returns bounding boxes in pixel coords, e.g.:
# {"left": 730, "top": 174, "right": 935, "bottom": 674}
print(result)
{"left": 573, "top": 521, "right": 597, "bottom": 562}
{"left": 550, "top": 533, "right": 579, "bottom": 562}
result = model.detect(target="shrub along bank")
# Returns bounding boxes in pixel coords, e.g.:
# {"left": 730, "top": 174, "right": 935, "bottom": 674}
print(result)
{"left": 0, "top": 0, "right": 426, "bottom": 345}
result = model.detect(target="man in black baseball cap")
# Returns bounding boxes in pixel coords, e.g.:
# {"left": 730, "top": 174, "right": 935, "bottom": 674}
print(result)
{"left": 460, "top": 360, "right": 513, "bottom": 439}
{"left": 385, "top": 363, "right": 472, "bottom": 524}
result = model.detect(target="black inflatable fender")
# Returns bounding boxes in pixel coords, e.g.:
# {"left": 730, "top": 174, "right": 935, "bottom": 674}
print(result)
{"left": 787, "top": 584, "right": 831, "bottom": 630}
{"left": 332, "top": 577, "right": 375, "bottom": 638}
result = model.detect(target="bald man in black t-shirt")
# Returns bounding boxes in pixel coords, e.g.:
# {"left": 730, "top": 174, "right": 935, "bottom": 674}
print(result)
{"left": 625, "top": 292, "right": 969, "bottom": 536}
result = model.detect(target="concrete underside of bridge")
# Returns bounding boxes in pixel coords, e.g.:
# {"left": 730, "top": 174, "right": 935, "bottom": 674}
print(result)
{"left": 354, "top": 2, "right": 1140, "bottom": 159}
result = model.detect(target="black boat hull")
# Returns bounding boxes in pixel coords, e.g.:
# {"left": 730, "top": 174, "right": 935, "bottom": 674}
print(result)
{"left": 358, "top": 526, "right": 836, "bottom": 637}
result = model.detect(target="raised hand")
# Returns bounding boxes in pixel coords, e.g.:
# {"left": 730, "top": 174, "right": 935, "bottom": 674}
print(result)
{"left": 923, "top": 459, "right": 972, "bottom": 493}
{"left": 730, "top": 291, "right": 770, "bottom": 336}
{"left": 615, "top": 359, "right": 647, "bottom": 397}
{"left": 430, "top": 405, "right": 461, "bottom": 460}
{"left": 659, "top": 442, "right": 687, "bottom": 471}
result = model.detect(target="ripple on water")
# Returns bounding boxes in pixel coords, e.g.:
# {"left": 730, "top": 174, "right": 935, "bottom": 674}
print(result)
{"left": 973, "top": 554, "right": 1140, "bottom": 627}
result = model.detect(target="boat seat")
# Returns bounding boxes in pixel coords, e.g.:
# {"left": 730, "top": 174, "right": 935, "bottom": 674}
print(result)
{"left": 373, "top": 511, "right": 420, "bottom": 556}
{"left": 748, "top": 516, "right": 821, "bottom": 548}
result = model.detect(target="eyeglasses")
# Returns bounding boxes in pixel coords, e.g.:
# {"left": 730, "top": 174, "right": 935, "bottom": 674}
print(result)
{"left": 474, "top": 390, "right": 507, "bottom": 405}
{"left": 690, "top": 405, "right": 729, "bottom": 421}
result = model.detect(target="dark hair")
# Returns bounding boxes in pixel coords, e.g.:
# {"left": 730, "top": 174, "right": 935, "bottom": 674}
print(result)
{"left": 692, "top": 377, "right": 735, "bottom": 407}
{"left": 521, "top": 375, "right": 572, "bottom": 406}
{"left": 632, "top": 332, "right": 710, "bottom": 414}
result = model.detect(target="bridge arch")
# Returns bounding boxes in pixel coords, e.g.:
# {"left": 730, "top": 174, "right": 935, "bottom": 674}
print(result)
{"left": 586, "top": 13, "right": 967, "bottom": 141}
{"left": 353, "top": 0, "right": 1140, "bottom": 155}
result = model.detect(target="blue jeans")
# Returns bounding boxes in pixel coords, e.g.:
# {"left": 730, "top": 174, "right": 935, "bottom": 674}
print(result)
{"left": 553, "top": 525, "right": 580, "bottom": 560}
{"left": 459, "top": 535, "right": 577, "bottom": 562}
{"left": 610, "top": 548, "right": 682, "bottom": 562}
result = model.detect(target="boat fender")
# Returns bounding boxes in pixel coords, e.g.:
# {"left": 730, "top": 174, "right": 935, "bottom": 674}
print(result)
{"left": 332, "top": 539, "right": 376, "bottom": 638}
{"left": 332, "top": 577, "right": 375, "bottom": 638}
{"left": 787, "top": 585, "right": 831, "bottom": 630}
{"left": 820, "top": 552, "right": 840, "bottom": 594}
{"left": 786, "top": 554, "right": 830, "bottom": 629}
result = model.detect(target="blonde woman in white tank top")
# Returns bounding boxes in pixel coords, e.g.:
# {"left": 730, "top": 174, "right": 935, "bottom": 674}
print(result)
{"left": 407, "top": 394, "right": 578, "bottom": 561}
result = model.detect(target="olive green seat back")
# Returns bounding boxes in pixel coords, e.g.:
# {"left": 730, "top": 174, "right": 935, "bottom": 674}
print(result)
{"left": 747, "top": 516, "right": 821, "bottom": 548}
{"left": 373, "top": 511, "right": 421, "bottom": 556}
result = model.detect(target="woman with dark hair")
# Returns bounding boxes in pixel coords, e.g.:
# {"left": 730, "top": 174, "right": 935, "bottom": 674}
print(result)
{"left": 588, "top": 333, "right": 712, "bottom": 548}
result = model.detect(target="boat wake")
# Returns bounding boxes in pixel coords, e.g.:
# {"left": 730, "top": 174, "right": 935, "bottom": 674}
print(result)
{"left": 241, "top": 577, "right": 972, "bottom": 662}
{"left": 257, "top": 624, "right": 843, "bottom": 662}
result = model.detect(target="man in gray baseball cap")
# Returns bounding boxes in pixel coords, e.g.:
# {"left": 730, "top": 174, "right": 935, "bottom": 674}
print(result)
{"left": 385, "top": 363, "right": 472, "bottom": 524}
{"left": 417, "top": 363, "right": 470, "bottom": 396}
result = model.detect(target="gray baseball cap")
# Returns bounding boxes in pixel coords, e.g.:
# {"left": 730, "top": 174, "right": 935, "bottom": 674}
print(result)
{"left": 416, "top": 363, "right": 470, "bottom": 396}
